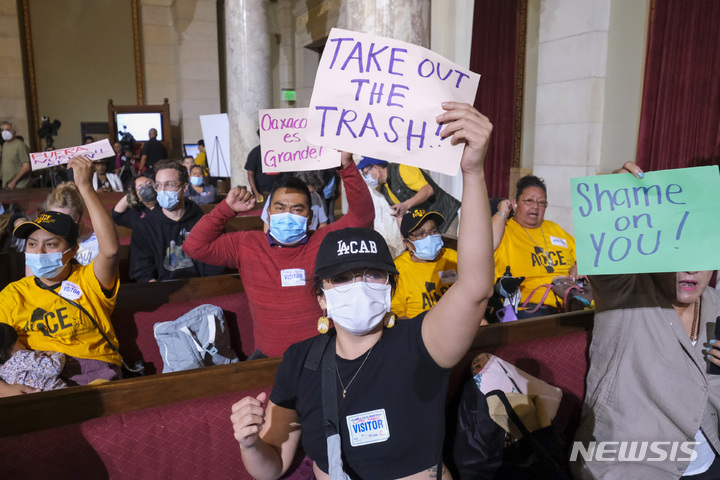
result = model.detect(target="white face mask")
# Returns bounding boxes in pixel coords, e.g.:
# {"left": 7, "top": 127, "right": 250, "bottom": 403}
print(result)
{"left": 323, "top": 282, "right": 391, "bottom": 335}
{"left": 1, "top": 130, "right": 13, "bottom": 141}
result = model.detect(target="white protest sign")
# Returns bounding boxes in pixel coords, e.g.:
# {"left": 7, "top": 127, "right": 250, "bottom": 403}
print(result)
{"left": 30, "top": 139, "right": 114, "bottom": 171}
{"left": 307, "top": 28, "right": 480, "bottom": 176}
{"left": 200, "top": 113, "right": 231, "bottom": 177}
{"left": 259, "top": 108, "right": 341, "bottom": 173}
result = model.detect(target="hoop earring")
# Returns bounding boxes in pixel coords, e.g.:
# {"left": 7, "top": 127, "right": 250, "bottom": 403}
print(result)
{"left": 384, "top": 314, "right": 396, "bottom": 329}
{"left": 317, "top": 312, "right": 330, "bottom": 334}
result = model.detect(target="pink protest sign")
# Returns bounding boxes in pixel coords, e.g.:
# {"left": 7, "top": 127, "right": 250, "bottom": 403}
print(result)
{"left": 30, "top": 139, "right": 115, "bottom": 171}
{"left": 306, "top": 28, "right": 480, "bottom": 176}
{"left": 259, "top": 108, "right": 341, "bottom": 173}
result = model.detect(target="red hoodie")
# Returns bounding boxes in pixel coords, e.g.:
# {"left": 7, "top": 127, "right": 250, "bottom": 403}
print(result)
{"left": 182, "top": 163, "right": 374, "bottom": 357}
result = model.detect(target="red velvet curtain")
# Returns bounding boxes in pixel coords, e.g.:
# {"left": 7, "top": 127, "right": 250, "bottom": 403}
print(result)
{"left": 470, "top": 0, "right": 523, "bottom": 198}
{"left": 636, "top": 0, "right": 720, "bottom": 170}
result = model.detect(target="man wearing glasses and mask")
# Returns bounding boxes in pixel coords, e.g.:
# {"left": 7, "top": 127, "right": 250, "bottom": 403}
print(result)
{"left": 128, "top": 160, "right": 224, "bottom": 283}
{"left": 493, "top": 175, "right": 577, "bottom": 317}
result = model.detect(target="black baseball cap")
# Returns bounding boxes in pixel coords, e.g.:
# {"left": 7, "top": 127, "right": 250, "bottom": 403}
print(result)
{"left": 400, "top": 209, "right": 444, "bottom": 238}
{"left": 13, "top": 211, "right": 79, "bottom": 245}
{"left": 315, "top": 227, "right": 398, "bottom": 278}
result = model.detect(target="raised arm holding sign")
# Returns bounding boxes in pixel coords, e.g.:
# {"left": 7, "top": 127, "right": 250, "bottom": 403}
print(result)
{"left": 572, "top": 161, "right": 720, "bottom": 479}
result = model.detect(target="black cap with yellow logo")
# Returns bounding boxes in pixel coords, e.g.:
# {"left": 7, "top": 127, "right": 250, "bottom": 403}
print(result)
{"left": 13, "top": 211, "right": 79, "bottom": 245}
{"left": 400, "top": 209, "right": 444, "bottom": 239}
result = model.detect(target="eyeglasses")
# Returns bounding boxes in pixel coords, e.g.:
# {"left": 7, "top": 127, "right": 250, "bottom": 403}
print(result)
{"left": 519, "top": 198, "right": 548, "bottom": 208}
{"left": 361, "top": 166, "right": 374, "bottom": 176}
{"left": 409, "top": 227, "right": 440, "bottom": 241}
{"left": 136, "top": 180, "right": 154, "bottom": 191}
{"left": 153, "top": 182, "right": 183, "bottom": 192}
{"left": 326, "top": 268, "right": 390, "bottom": 293}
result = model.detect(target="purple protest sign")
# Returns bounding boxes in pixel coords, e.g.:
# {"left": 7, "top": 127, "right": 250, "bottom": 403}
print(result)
{"left": 306, "top": 28, "right": 480, "bottom": 176}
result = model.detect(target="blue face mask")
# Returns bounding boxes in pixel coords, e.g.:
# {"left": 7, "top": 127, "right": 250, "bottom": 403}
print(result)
{"left": 269, "top": 212, "right": 308, "bottom": 245}
{"left": 26, "top": 248, "right": 71, "bottom": 278}
{"left": 157, "top": 190, "right": 181, "bottom": 210}
{"left": 190, "top": 177, "right": 204, "bottom": 187}
{"left": 323, "top": 176, "right": 336, "bottom": 198}
{"left": 411, "top": 234, "right": 444, "bottom": 261}
{"left": 362, "top": 172, "right": 378, "bottom": 188}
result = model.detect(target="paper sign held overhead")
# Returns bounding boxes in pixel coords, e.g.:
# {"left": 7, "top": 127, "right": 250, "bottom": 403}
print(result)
{"left": 30, "top": 139, "right": 114, "bottom": 171}
{"left": 306, "top": 28, "right": 480, "bottom": 176}
{"left": 259, "top": 108, "right": 341, "bottom": 173}
{"left": 570, "top": 166, "right": 720, "bottom": 275}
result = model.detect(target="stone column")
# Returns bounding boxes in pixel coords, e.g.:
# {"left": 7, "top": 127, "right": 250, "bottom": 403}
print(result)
{"left": 225, "top": 0, "right": 272, "bottom": 187}
{"left": 532, "top": 0, "right": 611, "bottom": 234}
{"left": 345, "top": 0, "right": 430, "bottom": 46}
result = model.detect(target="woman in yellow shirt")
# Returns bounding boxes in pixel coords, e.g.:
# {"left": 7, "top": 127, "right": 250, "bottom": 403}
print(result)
{"left": 0, "top": 155, "right": 121, "bottom": 396}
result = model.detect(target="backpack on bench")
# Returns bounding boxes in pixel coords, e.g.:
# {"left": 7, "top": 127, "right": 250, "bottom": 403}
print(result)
{"left": 154, "top": 304, "right": 239, "bottom": 373}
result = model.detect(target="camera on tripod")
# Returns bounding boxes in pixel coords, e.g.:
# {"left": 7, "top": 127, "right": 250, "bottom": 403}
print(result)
{"left": 37, "top": 116, "right": 61, "bottom": 149}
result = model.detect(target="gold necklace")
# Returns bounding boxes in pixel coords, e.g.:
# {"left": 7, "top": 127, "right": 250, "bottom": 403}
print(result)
{"left": 521, "top": 225, "right": 555, "bottom": 270}
{"left": 336, "top": 345, "right": 374, "bottom": 399}
{"left": 690, "top": 298, "right": 701, "bottom": 342}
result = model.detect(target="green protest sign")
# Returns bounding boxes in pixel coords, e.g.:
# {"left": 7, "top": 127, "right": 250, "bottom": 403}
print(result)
{"left": 571, "top": 165, "right": 720, "bottom": 275}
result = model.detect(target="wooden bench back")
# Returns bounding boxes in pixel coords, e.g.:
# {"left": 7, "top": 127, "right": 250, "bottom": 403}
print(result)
{"left": 112, "top": 274, "right": 252, "bottom": 374}
{"left": 0, "top": 310, "right": 593, "bottom": 438}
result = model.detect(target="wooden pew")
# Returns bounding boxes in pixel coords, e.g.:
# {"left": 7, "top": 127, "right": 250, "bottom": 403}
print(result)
{"left": 112, "top": 274, "right": 252, "bottom": 374}
{"left": 0, "top": 312, "right": 594, "bottom": 431}
{"left": 0, "top": 310, "right": 593, "bottom": 480}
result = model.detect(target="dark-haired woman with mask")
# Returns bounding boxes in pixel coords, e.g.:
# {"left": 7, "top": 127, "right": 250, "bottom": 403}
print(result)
{"left": 112, "top": 174, "right": 158, "bottom": 230}
{"left": 0, "top": 155, "right": 121, "bottom": 396}
{"left": 230, "top": 103, "right": 494, "bottom": 480}
{"left": 185, "top": 164, "right": 217, "bottom": 205}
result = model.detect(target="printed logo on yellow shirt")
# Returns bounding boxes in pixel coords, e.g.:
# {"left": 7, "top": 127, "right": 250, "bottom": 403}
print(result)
{"left": 24, "top": 307, "right": 74, "bottom": 337}
{"left": 530, "top": 247, "right": 570, "bottom": 274}
{"left": 421, "top": 281, "right": 451, "bottom": 310}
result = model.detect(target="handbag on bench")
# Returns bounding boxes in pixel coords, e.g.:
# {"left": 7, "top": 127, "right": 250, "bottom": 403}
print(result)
{"left": 154, "top": 304, "right": 238, "bottom": 373}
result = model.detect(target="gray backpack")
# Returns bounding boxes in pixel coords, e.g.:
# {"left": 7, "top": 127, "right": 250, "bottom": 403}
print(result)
{"left": 153, "top": 304, "right": 239, "bottom": 373}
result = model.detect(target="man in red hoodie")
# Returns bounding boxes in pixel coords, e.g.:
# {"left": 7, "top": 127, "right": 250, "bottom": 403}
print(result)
{"left": 183, "top": 152, "right": 374, "bottom": 358}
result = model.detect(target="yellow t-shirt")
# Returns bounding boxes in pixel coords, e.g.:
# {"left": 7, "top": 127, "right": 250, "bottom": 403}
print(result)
{"left": 392, "top": 248, "right": 458, "bottom": 318}
{"left": 494, "top": 219, "right": 576, "bottom": 307}
{"left": 383, "top": 165, "right": 429, "bottom": 204}
{"left": 194, "top": 151, "right": 206, "bottom": 168}
{"left": 0, "top": 262, "right": 121, "bottom": 365}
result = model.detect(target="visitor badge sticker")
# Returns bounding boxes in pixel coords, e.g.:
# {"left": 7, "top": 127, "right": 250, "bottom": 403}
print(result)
{"left": 439, "top": 269, "right": 458, "bottom": 285}
{"left": 346, "top": 409, "right": 390, "bottom": 447}
{"left": 59, "top": 281, "right": 83, "bottom": 301}
{"left": 280, "top": 268, "right": 306, "bottom": 287}
{"left": 550, "top": 236, "right": 567, "bottom": 248}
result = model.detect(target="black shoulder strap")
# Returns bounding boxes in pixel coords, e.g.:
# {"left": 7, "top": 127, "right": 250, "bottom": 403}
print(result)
{"left": 304, "top": 330, "right": 332, "bottom": 372}
{"left": 34, "top": 277, "right": 141, "bottom": 373}
{"left": 321, "top": 335, "right": 340, "bottom": 438}
{"left": 302, "top": 331, "right": 340, "bottom": 438}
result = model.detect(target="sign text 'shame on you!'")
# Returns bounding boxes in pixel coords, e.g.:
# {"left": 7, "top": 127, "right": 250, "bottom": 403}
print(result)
{"left": 570, "top": 165, "right": 720, "bottom": 275}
